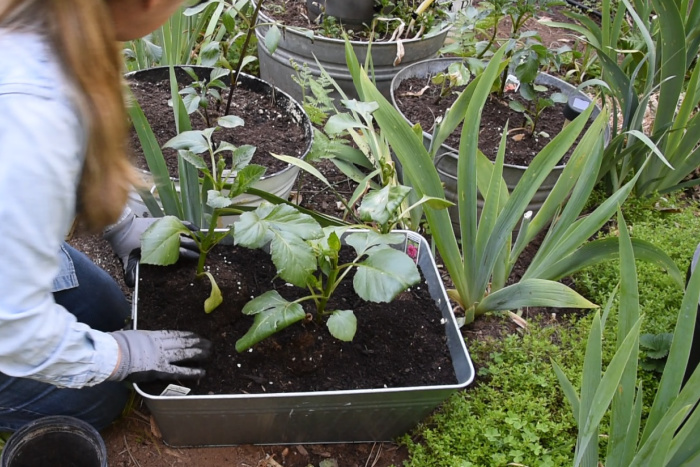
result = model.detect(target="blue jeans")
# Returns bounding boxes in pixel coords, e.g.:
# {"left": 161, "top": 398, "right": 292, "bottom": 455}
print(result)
{"left": 0, "top": 244, "right": 131, "bottom": 431}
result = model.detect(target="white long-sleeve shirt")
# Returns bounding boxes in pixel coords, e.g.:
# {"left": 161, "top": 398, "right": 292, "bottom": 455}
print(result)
{"left": 0, "top": 30, "right": 119, "bottom": 387}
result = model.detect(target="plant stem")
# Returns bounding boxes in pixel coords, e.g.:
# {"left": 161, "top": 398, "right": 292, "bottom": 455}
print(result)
{"left": 476, "top": 12, "right": 502, "bottom": 60}
{"left": 196, "top": 249, "right": 208, "bottom": 275}
{"left": 224, "top": 0, "right": 265, "bottom": 116}
{"left": 316, "top": 260, "right": 340, "bottom": 319}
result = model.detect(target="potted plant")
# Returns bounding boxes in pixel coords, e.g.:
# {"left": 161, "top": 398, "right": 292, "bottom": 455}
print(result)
{"left": 131, "top": 195, "right": 473, "bottom": 446}
{"left": 126, "top": 0, "right": 314, "bottom": 220}
{"left": 546, "top": 0, "right": 700, "bottom": 197}
{"left": 130, "top": 68, "right": 472, "bottom": 443}
{"left": 254, "top": 0, "right": 454, "bottom": 103}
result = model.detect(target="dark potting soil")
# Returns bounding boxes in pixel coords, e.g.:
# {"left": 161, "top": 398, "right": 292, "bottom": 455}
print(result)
{"left": 394, "top": 77, "right": 593, "bottom": 167}
{"left": 136, "top": 243, "right": 456, "bottom": 396}
{"left": 127, "top": 78, "right": 308, "bottom": 178}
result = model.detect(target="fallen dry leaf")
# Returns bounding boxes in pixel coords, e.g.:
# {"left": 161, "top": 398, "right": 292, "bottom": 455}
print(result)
{"left": 394, "top": 38, "right": 405, "bottom": 66}
{"left": 507, "top": 311, "right": 529, "bottom": 329}
{"left": 400, "top": 85, "right": 430, "bottom": 97}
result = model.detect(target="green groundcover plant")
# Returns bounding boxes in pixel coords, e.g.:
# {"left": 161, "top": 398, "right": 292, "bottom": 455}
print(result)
{"left": 401, "top": 195, "right": 699, "bottom": 466}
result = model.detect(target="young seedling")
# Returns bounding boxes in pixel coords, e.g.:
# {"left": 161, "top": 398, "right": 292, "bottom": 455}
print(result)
{"left": 232, "top": 202, "right": 421, "bottom": 352}
{"left": 508, "top": 83, "right": 567, "bottom": 138}
{"left": 507, "top": 38, "right": 567, "bottom": 137}
{"left": 177, "top": 66, "right": 229, "bottom": 127}
{"left": 139, "top": 116, "right": 266, "bottom": 313}
{"left": 430, "top": 61, "right": 471, "bottom": 104}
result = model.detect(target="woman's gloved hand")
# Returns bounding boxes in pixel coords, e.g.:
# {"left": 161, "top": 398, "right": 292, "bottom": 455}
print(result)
{"left": 108, "top": 330, "right": 211, "bottom": 382}
{"left": 104, "top": 207, "right": 199, "bottom": 287}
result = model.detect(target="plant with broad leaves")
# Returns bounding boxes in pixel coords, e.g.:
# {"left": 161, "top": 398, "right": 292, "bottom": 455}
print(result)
{"left": 232, "top": 202, "right": 420, "bottom": 352}
{"left": 499, "top": 34, "right": 569, "bottom": 136}
{"left": 177, "top": 66, "right": 228, "bottom": 127}
{"left": 188, "top": 0, "right": 265, "bottom": 116}
{"left": 139, "top": 116, "right": 266, "bottom": 313}
{"left": 287, "top": 57, "right": 452, "bottom": 233}
{"left": 639, "top": 332, "right": 673, "bottom": 373}
{"left": 508, "top": 80, "right": 568, "bottom": 138}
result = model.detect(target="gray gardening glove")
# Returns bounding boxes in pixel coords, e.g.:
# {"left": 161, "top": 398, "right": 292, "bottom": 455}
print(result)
{"left": 108, "top": 330, "right": 211, "bottom": 382}
{"left": 104, "top": 207, "right": 199, "bottom": 287}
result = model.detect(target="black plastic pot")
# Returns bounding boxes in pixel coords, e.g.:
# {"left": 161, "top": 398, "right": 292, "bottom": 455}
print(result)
{"left": 0, "top": 416, "right": 107, "bottom": 467}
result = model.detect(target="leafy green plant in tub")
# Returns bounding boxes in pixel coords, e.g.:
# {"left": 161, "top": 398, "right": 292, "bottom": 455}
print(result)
{"left": 138, "top": 117, "right": 266, "bottom": 313}
{"left": 431, "top": 61, "right": 472, "bottom": 105}
{"left": 289, "top": 59, "right": 452, "bottom": 232}
{"left": 232, "top": 203, "right": 421, "bottom": 352}
{"left": 176, "top": 66, "right": 228, "bottom": 127}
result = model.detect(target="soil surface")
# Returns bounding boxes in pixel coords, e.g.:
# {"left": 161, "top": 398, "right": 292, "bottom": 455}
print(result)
{"left": 394, "top": 77, "right": 593, "bottom": 166}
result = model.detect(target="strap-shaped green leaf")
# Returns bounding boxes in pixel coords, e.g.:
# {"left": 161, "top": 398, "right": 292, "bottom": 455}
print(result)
{"left": 666, "top": 392, "right": 700, "bottom": 465}
{"left": 476, "top": 103, "right": 593, "bottom": 296}
{"left": 536, "top": 237, "right": 684, "bottom": 288}
{"left": 641, "top": 237, "right": 700, "bottom": 443}
{"left": 576, "top": 311, "right": 603, "bottom": 467}
{"left": 345, "top": 38, "right": 469, "bottom": 308}
{"left": 169, "top": 66, "right": 201, "bottom": 226}
{"left": 459, "top": 44, "right": 507, "bottom": 303}
{"left": 606, "top": 211, "right": 640, "bottom": 467}
{"left": 479, "top": 279, "right": 597, "bottom": 312}
{"left": 576, "top": 316, "right": 643, "bottom": 467}
{"left": 551, "top": 359, "right": 580, "bottom": 424}
{"left": 126, "top": 93, "right": 181, "bottom": 218}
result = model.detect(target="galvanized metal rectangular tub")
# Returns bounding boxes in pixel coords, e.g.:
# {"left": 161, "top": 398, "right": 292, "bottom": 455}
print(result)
{"left": 132, "top": 230, "right": 474, "bottom": 446}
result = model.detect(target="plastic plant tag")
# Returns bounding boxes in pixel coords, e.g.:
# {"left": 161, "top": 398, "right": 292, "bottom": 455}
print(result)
{"left": 406, "top": 238, "right": 420, "bottom": 263}
{"left": 160, "top": 384, "right": 191, "bottom": 397}
{"left": 504, "top": 74, "right": 520, "bottom": 93}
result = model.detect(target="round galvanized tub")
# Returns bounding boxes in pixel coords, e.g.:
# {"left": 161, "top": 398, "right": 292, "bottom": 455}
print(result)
{"left": 255, "top": 10, "right": 451, "bottom": 103}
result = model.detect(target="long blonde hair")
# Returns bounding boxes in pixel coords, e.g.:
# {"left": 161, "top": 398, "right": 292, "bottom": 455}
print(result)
{"left": 0, "top": 0, "right": 138, "bottom": 230}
